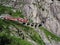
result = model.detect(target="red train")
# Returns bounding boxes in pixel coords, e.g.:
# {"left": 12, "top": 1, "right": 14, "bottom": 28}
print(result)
{"left": 4, "top": 16, "right": 28, "bottom": 23}
{"left": 2, "top": 16, "right": 42, "bottom": 27}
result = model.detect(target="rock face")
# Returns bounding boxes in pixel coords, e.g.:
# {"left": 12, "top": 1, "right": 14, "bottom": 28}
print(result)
{"left": 0, "top": 0, "right": 60, "bottom": 45}
{"left": 22, "top": 0, "right": 60, "bottom": 36}
{"left": 19, "top": 0, "right": 60, "bottom": 45}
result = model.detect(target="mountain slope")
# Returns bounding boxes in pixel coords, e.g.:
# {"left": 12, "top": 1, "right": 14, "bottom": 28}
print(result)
{"left": 0, "top": 0, "right": 60, "bottom": 45}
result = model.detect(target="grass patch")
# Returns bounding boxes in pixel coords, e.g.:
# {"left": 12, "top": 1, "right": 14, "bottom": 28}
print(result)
{"left": 39, "top": 27, "right": 60, "bottom": 42}
{"left": 0, "top": 5, "right": 24, "bottom": 18}
{"left": 0, "top": 32, "right": 32, "bottom": 45}
{"left": 29, "top": 30, "right": 45, "bottom": 45}
{"left": 0, "top": 5, "right": 12, "bottom": 15}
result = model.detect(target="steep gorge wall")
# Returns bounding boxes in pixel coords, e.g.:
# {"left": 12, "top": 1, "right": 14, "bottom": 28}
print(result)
{"left": 0, "top": 0, "right": 60, "bottom": 45}
{"left": 21, "top": 0, "right": 60, "bottom": 36}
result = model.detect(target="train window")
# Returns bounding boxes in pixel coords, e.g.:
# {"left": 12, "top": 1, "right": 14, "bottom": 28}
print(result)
{"left": 22, "top": 23, "right": 26, "bottom": 25}
{"left": 35, "top": 24, "right": 37, "bottom": 27}
{"left": 38, "top": 24, "right": 42, "bottom": 27}
{"left": 35, "top": 23, "right": 38, "bottom": 27}
{"left": 27, "top": 23, "right": 30, "bottom": 25}
{"left": 51, "top": 0, "right": 53, "bottom": 1}
{"left": 31, "top": 24, "right": 34, "bottom": 26}
{"left": 31, "top": 23, "right": 34, "bottom": 26}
